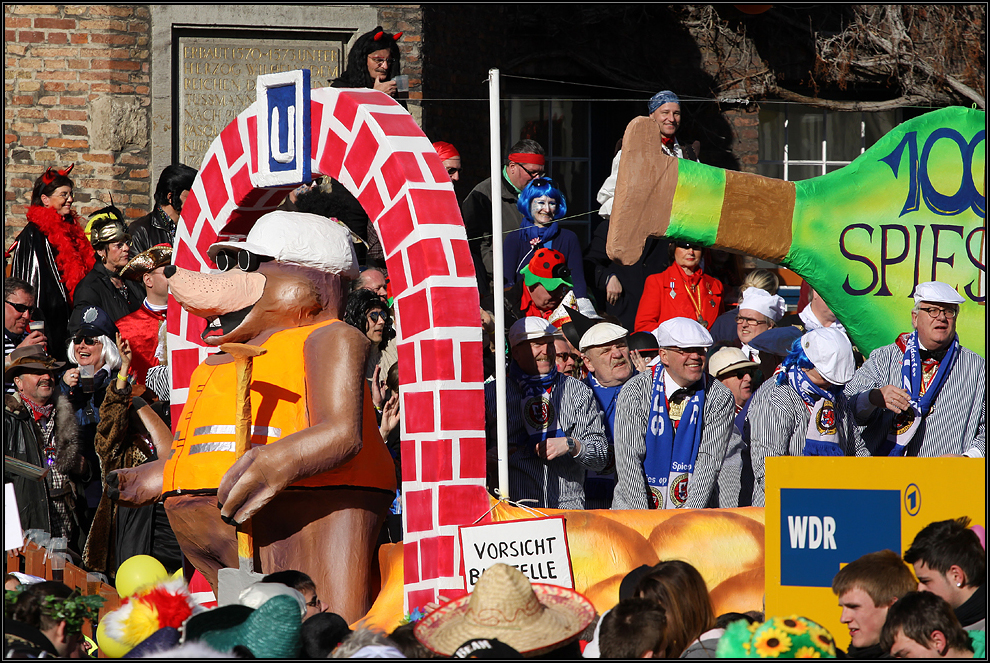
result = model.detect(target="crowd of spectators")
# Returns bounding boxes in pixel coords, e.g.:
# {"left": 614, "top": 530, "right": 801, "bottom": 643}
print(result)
{"left": 3, "top": 25, "right": 985, "bottom": 659}
{"left": 5, "top": 517, "right": 983, "bottom": 657}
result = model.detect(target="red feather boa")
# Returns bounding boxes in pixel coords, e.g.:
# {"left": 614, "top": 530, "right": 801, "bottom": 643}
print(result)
{"left": 25, "top": 205, "right": 96, "bottom": 302}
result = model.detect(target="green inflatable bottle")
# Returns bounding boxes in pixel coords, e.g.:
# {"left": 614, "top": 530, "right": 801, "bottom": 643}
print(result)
{"left": 608, "top": 106, "right": 985, "bottom": 357}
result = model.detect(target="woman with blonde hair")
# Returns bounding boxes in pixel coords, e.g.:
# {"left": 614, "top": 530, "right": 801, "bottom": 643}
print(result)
{"left": 635, "top": 560, "right": 722, "bottom": 658}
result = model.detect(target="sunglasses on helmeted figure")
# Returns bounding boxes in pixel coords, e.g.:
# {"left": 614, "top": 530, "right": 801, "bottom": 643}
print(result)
{"left": 72, "top": 336, "right": 101, "bottom": 346}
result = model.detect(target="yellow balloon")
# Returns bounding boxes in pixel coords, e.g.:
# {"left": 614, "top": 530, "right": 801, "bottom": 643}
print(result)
{"left": 115, "top": 555, "right": 168, "bottom": 598}
{"left": 96, "top": 619, "right": 131, "bottom": 659}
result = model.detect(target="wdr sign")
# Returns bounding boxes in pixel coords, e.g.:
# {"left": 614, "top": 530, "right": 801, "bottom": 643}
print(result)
{"left": 780, "top": 488, "right": 900, "bottom": 588}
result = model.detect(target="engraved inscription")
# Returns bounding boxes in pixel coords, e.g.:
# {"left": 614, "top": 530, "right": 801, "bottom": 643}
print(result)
{"left": 178, "top": 37, "right": 343, "bottom": 168}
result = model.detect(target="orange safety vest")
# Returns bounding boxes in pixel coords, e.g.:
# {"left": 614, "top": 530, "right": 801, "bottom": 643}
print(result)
{"left": 162, "top": 319, "right": 396, "bottom": 496}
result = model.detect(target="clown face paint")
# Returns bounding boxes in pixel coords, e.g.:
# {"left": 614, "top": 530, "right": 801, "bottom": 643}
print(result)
{"left": 530, "top": 196, "right": 558, "bottom": 226}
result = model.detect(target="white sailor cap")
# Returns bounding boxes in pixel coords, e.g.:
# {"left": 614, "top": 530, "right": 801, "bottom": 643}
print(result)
{"left": 654, "top": 317, "right": 714, "bottom": 349}
{"left": 739, "top": 287, "right": 787, "bottom": 322}
{"left": 802, "top": 326, "right": 855, "bottom": 386}
{"left": 508, "top": 316, "right": 555, "bottom": 348}
{"left": 579, "top": 322, "right": 628, "bottom": 352}
{"left": 913, "top": 281, "right": 965, "bottom": 306}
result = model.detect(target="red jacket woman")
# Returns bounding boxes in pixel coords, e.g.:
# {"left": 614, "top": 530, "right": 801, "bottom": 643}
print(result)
{"left": 634, "top": 241, "right": 724, "bottom": 332}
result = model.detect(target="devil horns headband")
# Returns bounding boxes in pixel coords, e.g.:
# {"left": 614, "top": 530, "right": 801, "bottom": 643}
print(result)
{"left": 41, "top": 164, "right": 74, "bottom": 184}
{"left": 373, "top": 30, "right": 403, "bottom": 41}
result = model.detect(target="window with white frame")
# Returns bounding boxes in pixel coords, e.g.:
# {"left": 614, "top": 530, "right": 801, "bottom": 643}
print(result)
{"left": 758, "top": 104, "right": 902, "bottom": 181}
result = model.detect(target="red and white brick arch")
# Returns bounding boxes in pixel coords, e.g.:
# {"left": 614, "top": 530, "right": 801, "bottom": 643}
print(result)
{"left": 167, "top": 87, "right": 491, "bottom": 612}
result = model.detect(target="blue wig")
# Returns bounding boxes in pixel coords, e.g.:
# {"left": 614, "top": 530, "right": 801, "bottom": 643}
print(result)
{"left": 517, "top": 177, "right": 567, "bottom": 223}
{"left": 776, "top": 336, "right": 815, "bottom": 384}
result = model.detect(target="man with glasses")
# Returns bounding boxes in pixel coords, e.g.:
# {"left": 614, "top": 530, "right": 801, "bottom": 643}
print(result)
{"left": 5, "top": 278, "right": 47, "bottom": 395}
{"left": 845, "top": 281, "right": 985, "bottom": 458}
{"left": 461, "top": 138, "right": 546, "bottom": 296}
{"left": 613, "top": 317, "right": 734, "bottom": 510}
{"left": 708, "top": 346, "right": 760, "bottom": 507}
{"left": 432, "top": 141, "right": 461, "bottom": 183}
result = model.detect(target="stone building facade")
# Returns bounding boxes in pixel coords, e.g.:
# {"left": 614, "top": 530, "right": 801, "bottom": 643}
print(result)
{"left": 4, "top": 4, "right": 422, "bottom": 248}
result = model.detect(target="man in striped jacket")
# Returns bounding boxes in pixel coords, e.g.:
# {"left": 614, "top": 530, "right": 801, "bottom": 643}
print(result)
{"left": 484, "top": 316, "right": 610, "bottom": 509}
{"left": 844, "top": 281, "right": 985, "bottom": 458}
{"left": 612, "top": 317, "right": 734, "bottom": 510}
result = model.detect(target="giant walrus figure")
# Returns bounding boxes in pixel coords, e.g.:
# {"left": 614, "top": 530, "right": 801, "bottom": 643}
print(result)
{"left": 107, "top": 210, "right": 396, "bottom": 623}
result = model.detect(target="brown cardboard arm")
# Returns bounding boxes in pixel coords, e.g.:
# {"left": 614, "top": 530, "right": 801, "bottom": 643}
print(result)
{"left": 606, "top": 116, "right": 679, "bottom": 266}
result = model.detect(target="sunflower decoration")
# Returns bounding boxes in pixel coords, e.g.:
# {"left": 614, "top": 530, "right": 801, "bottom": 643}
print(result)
{"left": 715, "top": 616, "right": 837, "bottom": 658}
{"left": 754, "top": 626, "right": 793, "bottom": 657}
{"left": 776, "top": 616, "right": 809, "bottom": 636}
{"left": 794, "top": 645, "right": 822, "bottom": 658}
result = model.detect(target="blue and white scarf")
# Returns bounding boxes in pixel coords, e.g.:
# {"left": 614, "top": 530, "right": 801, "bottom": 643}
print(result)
{"left": 782, "top": 365, "right": 844, "bottom": 456}
{"left": 585, "top": 373, "right": 622, "bottom": 442}
{"left": 643, "top": 366, "right": 706, "bottom": 509}
{"left": 883, "top": 332, "right": 960, "bottom": 456}
{"left": 510, "top": 363, "right": 565, "bottom": 454}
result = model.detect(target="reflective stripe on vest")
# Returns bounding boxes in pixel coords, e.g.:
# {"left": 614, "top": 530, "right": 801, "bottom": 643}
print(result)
{"left": 162, "top": 319, "right": 396, "bottom": 494}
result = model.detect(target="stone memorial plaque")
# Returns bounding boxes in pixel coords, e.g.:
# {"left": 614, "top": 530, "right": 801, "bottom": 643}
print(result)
{"left": 178, "top": 35, "right": 346, "bottom": 169}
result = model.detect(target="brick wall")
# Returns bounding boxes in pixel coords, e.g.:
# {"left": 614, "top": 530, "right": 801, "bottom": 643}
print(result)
{"left": 5, "top": 4, "right": 152, "bottom": 249}
{"left": 375, "top": 5, "right": 423, "bottom": 126}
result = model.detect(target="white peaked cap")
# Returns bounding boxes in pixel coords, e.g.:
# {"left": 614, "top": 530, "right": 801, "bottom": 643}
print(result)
{"left": 579, "top": 322, "right": 628, "bottom": 352}
{"left": 654, "top": 317, "right": 714, "bottom": 349}
{"left": 508, "top": 316, "right": 555, "bottom": 348}
{"left": 739, "top": 287, "right": 787, "bottom": 322}
{"left": 208, "top": 210, "right": 359, "bottom": 278}
{"left": 913, "top": 281, "right": 965, "bottom": 305}
{"left": 802, "top": 326, "right": 855, "bottom": 385}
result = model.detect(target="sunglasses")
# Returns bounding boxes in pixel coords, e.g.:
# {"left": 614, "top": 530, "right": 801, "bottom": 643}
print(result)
{"left": 369, "top": 310, "right": 389, "bottom": 323}
{"left": 675, "top": 241, "right": 701, "bottom": 250}
{"left": 5, "top": 300, "right": 36, "bottom": 315}
{"left": 72, "top": 336, "right": 102, "bottom": 346}
{"left": 556, "top": 352, "right": 580, "bottom": 362}
{"left": 214, "top": 250, "right": 274, "bottom": 273}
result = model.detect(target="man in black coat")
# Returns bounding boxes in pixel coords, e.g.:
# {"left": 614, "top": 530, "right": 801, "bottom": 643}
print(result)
{"left": 72, "top": 206, "right": 143, "bottom": 323}
{"left": 127, "top": 163, "right": 197, "bottom": 253}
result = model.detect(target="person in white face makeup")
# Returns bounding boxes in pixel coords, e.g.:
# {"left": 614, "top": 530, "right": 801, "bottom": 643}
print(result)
{"left": 503, "top": 177, "right": 589, "bottom": 302}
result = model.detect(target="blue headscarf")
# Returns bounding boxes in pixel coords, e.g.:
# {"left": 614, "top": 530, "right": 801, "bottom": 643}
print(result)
{"left": 648, "top": 90, "right": 680, "bottom": 114}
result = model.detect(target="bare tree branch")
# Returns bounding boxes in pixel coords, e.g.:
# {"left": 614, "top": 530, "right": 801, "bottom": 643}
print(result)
{"left": 774, "top": 87, "right": 929, "bottom": 112}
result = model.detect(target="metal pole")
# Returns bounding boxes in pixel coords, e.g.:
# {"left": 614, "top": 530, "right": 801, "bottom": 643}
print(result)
{"left": 489, "top": 68, "right": 510, "bottom": 502}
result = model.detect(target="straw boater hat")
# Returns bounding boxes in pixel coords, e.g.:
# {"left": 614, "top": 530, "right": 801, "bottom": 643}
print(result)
{"left": 120, "top": 243, "right": 173, "bottom": 281}
{"left": 414, "top": 563, "right": 595, "bottom": 658}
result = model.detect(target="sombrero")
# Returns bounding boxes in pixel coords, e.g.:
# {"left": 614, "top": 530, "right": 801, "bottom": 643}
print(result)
{"left": 414, "top": 563, "right": 595, "bottom": 658}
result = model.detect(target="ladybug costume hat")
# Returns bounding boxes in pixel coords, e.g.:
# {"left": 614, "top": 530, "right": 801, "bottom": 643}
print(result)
{"left": 520, "top": 248, "right": 572, "bottom": 293}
